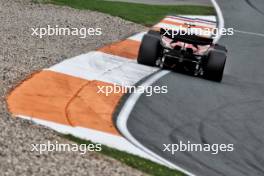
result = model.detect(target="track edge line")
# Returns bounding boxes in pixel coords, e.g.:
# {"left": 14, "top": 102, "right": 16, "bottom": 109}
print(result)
{"left": 115, "top": 1, "right": 224, "bottom": 175}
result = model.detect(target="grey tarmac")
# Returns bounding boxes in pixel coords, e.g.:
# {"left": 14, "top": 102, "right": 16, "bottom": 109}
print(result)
{"left": 125, "top": 0, "right": 264, "bottom": 175}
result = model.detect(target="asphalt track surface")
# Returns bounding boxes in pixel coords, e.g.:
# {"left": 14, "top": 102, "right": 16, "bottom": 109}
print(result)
{"left": 126, "top": 0, "right": 264, "bottom": 175}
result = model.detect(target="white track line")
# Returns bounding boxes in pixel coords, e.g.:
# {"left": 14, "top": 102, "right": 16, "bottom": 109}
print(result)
{"left": 211, "top": 0, "right": 224, "bottom": 43}
{"left": 116, "top": 70, "right": 196, "bottom": 176}
{"left": 116, "top": 70, "right": 198, "bottom": 176}
{"left": 116, "top": 0, "right": 224, "bottom": 176}
{"left": 234, "top": 29, "right": 264, "bottom": 37}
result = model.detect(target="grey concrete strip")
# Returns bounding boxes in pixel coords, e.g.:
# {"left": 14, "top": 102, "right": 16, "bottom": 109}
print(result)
{"left": 125, "top": 0, "right": 264, "bottom": 175}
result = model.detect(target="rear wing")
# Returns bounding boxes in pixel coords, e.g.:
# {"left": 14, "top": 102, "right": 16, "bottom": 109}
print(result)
{"left": 160, "top": 28, "right": 214, "bottom": 45}
{"left": 153, "top": 15, "right": 217, "bottom": 40}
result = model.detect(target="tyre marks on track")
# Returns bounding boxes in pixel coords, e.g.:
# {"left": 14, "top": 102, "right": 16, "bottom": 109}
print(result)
{"left": 244, "top": 0, "right": 264, "bottom": 15}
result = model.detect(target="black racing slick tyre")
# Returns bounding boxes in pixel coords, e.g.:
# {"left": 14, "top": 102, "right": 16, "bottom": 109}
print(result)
{"left": 137, "top": 34, "right": 161, "bottom": 66}
{"left": 204, "top": 50, "right": 227, "bottom": 82}
{"left": 214, "top": 44, "right": 227, "bottom": 52}
{"left": 147, "top": 30, "right": 160, "bottom": 39}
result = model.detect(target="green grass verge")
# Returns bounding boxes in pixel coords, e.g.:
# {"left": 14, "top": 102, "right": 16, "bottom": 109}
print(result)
{"left": 39, "top": 0, "right": 214, "bottom": 26}
{"left": 63, "top": 134, "right": 185, "bottom": 176}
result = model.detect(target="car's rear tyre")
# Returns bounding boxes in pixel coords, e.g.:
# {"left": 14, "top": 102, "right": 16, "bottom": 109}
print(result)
{"left": 214, "top": 44, "right": 227, "bottom": 52}
{"left": 204, "top": 50, "right": 227, "bottom": 82}
{"left": 148, "top": 30, "right": 160, "bottom": 39}
{"left": 137, "top": 34, "right": 161, "bottom": 66}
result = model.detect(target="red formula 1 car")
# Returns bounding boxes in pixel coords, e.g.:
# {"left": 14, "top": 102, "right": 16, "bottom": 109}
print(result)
{"left": 137, "top": 16, "right": 227, "bottom": 82}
